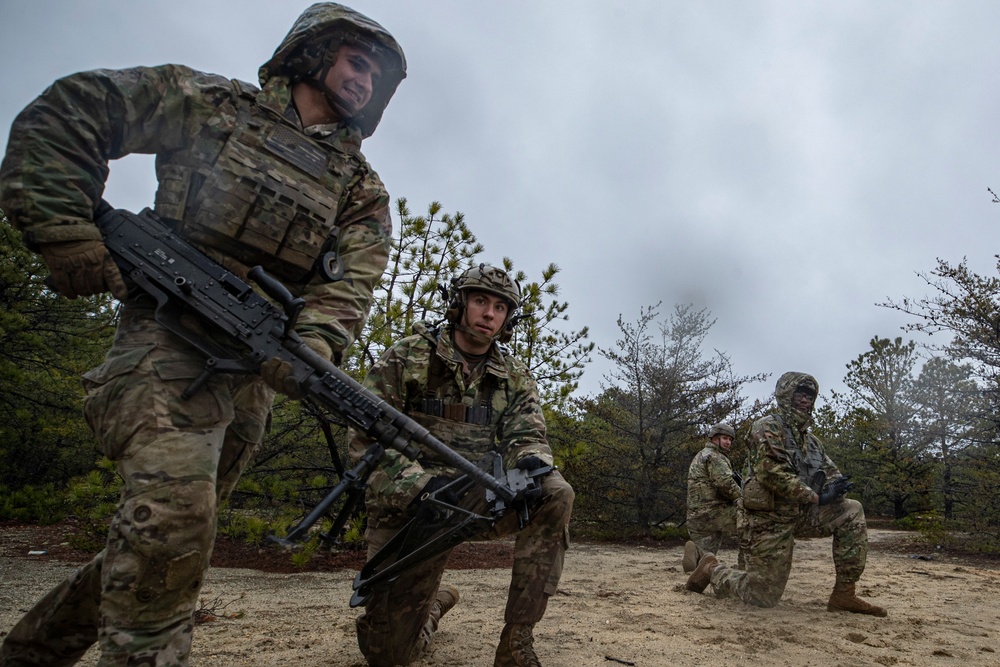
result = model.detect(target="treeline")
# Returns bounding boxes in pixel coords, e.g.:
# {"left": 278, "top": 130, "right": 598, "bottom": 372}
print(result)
{"left": 2, "top": 203, "right": 999, "bottom": 553}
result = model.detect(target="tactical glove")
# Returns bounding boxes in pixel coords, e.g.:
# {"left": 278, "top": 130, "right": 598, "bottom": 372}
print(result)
{"left": 514, "top": 455, "right": 547, "bottom": 472}
{"left": 513, "top": 455, "right": 549, "bottom": 503}
{"left": 809, "top": 470, "right": 827, "bottom": 494}
{"left": 818, "top": 475, "right": 854, "bottom": 505}
{"left": 40, "top": 239, "right": 128, "bottom": 300}
{"left": 259, "top": 334, "right": 333, "bottom": 397}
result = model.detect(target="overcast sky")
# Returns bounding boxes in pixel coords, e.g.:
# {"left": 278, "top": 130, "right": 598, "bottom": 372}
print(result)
{"left": 2, "top": 1, "right": 998, "bottom": 405}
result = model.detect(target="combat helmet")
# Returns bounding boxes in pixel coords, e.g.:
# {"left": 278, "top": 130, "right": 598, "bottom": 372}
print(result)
{"left": 446, "top": 263, "right": 523, "bottom": 344}
{"left": 708, "top": 423, "right": 736, "bottom": 440}
{"left": 260, "top": 2, "right": 407, "bottom": 138}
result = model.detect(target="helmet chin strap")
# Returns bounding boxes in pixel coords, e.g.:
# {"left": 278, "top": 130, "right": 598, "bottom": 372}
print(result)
{"left": 303, "top": 76, "right": 357, "bottom": 122}
{"left": 450, "top": 290, "right": 517, "bottom": 347}
{"left": 302, "top": 44, "right": 360, "bottom": 123}
{"left": 454, "top": 322, "right": 495, "bottom": 346}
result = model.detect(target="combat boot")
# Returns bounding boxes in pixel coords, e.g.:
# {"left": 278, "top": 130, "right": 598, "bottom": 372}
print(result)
{"left": 684, "top": 553, "right": 718, "bottom": 593}
{"left": 682, "top": 540, "right": 701, "bottom": 573}
{"left": 827, "top": 581, "right": 887, "bottom": 617}
{"left": 426, "top": 584, "right": 460, "bottom": 634}
{"left": 494, "top": 623, "right": 541, "bottom": 667}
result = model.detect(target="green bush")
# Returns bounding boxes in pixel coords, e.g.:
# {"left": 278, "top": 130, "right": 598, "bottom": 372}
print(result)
{"left": 217, "top": 513, "right": 273, "bottom": 546}
{"left": 893, "top": 512, "right": 947, "bottom": 544}
{"left": 342, "top": 513, "right": 366, "bottom": 547}
{"left": 290, "top": 539, "right": 321, "bottom": 568}
{"left": 63, "top": 460, "right": 122, "bottom": 550}
{"left": 0, "top": 483, "right": 66, "bottom": 523}
{"left": 652, "top": 524, "right": 688, "bottom": 541}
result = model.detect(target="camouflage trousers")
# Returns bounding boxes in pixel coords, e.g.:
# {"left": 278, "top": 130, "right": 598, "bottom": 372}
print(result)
{"left": 355, "top": 470, "right": 574, "bottom": 667}
{"left": 0, "top": 304, "right": 273, "bottom": 667}
{"left": 687, "top": 503, "right": 738, "bottom": 557}
{"left": 710, "top": 497, "right": 868, "bottom": 608}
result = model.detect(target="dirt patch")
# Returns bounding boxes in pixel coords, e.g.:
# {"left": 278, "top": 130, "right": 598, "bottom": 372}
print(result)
{"left": 3, "top": 523, "right": 999, "bottom": 667}
{"left": 0, "top": 519, "right": 514, "bottom": 573}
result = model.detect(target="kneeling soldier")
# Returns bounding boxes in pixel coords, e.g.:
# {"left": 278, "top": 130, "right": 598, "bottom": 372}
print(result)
{"left": 686, "top": 372, "right": 886, "bottom": 617}
{"left": 350, "top": 264, "right": 575, "bottom": 666}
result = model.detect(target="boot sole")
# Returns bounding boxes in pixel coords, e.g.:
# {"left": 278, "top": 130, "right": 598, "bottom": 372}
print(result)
{"left": 682, "top": 541, "right": 698, "bottom": 573}
{"left": 827, "top": 603, "right": 887, "bottom": 617}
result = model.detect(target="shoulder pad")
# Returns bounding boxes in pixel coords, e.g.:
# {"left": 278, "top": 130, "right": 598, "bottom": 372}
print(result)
{"left": 413, "top": 320, "right": 441, "bottom": 342}
{"left": 495, "top": 344, "right": 525, "bottom": 375}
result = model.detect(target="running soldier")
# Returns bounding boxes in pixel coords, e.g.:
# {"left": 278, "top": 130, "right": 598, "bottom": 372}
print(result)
{"left": 350, "top": 264, "right": 574, "bottom": 667}
{"left": 685, "top": 372, "right": 887, "bottom": 617}
{"left": 0, "top": 4, "right": 406, "bottom": 665}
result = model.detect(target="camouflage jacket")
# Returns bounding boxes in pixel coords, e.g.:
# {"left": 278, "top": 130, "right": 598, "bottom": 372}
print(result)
{"left": 350, "top": 323, "right": 551, "bottom": 526}
{"left": 750, "top": 414, "right": 840, "bottom": 506}
{"left": 686, "top": 442, "right": 741, "bottom": 518}
{"left": 0, "top": 4, "right": 403, "bottom": 356}
{"left": 751, "top": 371, "right": 841, "bottom": 505}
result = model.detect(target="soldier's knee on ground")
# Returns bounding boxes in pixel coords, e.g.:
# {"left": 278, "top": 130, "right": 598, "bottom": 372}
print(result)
{"left": 744, "top": 576, "right": 783, "bottom": 608}
{"left": 103, "top": 479, "right": 217, "bottom": 625}
{"left": 356, "top": 612, "right": 422, "bottom": 667}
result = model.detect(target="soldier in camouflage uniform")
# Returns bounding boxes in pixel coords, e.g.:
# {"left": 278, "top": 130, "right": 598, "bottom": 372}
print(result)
{"left": 0, "top": 4, "right": 405, "bottom": 665}
{"left": 682, "top": 422, "right": 742, "bottom": 573}
{"left": 685, "top": 372, "right": 887, "bottom": 617}
{"left": 350, "top": 264, "right": 574, "bottom": 667}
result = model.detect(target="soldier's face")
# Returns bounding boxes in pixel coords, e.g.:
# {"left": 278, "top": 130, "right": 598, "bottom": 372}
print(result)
{"left": 712, "top": 435, "right": 733, "bottom": 452}
{"left": 792, "top": 389, "right": 815, "bottom": 412}
{"left": 463, "top": 291, "right": 508, "bottom": 339}
{"left": 453, "top": 291, "right": 508, "bottom": 354}
{"left": 323, "top": 45, "right": 382, "bottom": 116}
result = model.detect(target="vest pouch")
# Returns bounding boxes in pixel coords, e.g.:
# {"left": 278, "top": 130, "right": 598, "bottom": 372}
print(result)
{"left": 410, "top": 411, "right": 496, "bottom": 469}
{"left": 153, "top": 163, "right": 192, "bottom": 222}
{"left": 180, "top": 105, "right": 351, "bottom": 283}
{"left": 742, "top": 477, "right": 774, "bottom": 512}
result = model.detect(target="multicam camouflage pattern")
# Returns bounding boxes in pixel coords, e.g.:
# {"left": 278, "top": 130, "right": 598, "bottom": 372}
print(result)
{"left": 450, "top": 263, "right": 522, "bottom": 314}
{"left": 0, "top": 5, "right": 400, "bottom": 665}
{"left": 707, "top": 372, "right": 870, "bottom": 607}
{"left": 0, "top": 303, "right": 275, "bottom": 665}
{"left": 712, "top": 496, "right": 869, "bottom": 607}
{"left": 754, "top": 372, "right": 839, "bottom": 506}
{"left": 349, "top": 323, "right": 573, "bottom": 665}
{"left": 0, "top": 3, "right": 401, "bottom": 356}
{"left": 262, "top": 2, "right": 406, "bottom": 139}
{"left": 686, "top": 441, "right": 741, "bottom": 555}
{"left": 350, "top": 322, "right": 553, "bottom": 527}
{"left": 446, "top": 263, "right": 523, "bottom": 344}
{"left": 357, "top": 472, "right": 572, "bottom": 666}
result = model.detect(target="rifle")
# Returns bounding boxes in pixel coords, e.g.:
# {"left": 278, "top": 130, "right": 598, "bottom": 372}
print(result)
{"left": 93, "top": 202, "right": 519, "bottom": 543}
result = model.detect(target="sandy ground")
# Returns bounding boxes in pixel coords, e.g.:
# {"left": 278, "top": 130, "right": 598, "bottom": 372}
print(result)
{"left": 2, "top": 529, "right": 998, "bottom": 666}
